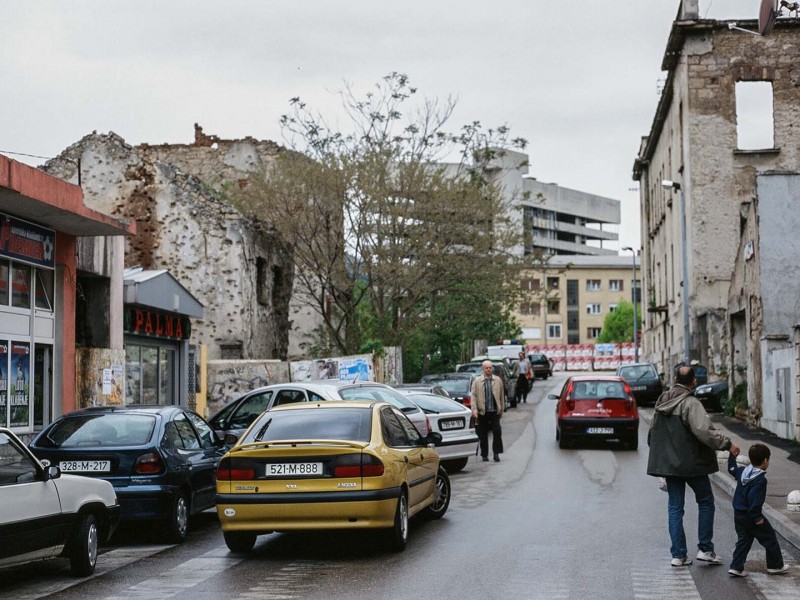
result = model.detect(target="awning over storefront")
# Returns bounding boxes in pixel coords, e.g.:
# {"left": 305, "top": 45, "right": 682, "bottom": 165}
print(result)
{"left": 123, "top": 267, "right": 204, "bottom": 318}
{"left": 0, "top": 154, "right": 133, "bottom": 236}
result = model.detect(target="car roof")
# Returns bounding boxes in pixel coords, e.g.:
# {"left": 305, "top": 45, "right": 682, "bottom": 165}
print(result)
{"left": 423, "top": 372, "right": 473, "bottom": 378}
{"left": 567, "top": 375, "right": 627, "bottom": 383}
{"left": 268, "top": 400, "right": 381, "bottom": 411}
{"left": 238, "top": 381, "right": 358, "bottom": 395}
{"left": 63, "top": 405, "right": 181, "bottom": 417}
{"left": 618, "top": 362, "right": 657, "bottom": 368}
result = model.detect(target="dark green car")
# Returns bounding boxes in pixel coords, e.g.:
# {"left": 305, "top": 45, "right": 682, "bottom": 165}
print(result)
{"left": 527, "top": 353, "right": 552, "bottom": 379}
{"left": 615, "top": 362, "right": 664, "bottom": 407}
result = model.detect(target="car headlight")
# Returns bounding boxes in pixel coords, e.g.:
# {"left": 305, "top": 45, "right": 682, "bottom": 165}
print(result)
{"left": 695, "top": 385, "right": 710, "bottom": 394}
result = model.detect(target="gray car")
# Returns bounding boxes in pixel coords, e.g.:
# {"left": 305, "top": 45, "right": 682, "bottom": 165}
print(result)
{"left": 208, "top": 381, "right": 430, "bottom": 441}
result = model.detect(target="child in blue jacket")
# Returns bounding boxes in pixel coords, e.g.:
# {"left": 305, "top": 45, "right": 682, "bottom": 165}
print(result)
{"left": 727, "top": 443, "right": 788, "bottom": 576}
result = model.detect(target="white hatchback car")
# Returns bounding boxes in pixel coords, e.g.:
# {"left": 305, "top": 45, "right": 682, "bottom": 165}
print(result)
{"left": 397, "top": 391, "right": 479, "bottom": 473}
{"left": 0, "top": 428, "right": 119, "bottom": 576}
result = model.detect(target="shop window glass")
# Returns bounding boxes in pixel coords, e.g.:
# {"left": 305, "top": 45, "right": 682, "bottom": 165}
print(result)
{"left": 0, "top": 260, "right": 9, "bottom": 305}
{"left": 35, "top": 269, "right": 54, "bottom": 311}
{"left": 159, "top": 348, "right": 175, "bottom": 405}
{"left": 141, "top": 347, "right": 158, "bottom": 405}
{"left": 125, "top": 346, "right": 141, "bottom": 404}
{"left": 11, "top": 264, "right": 31, "bottom": 309}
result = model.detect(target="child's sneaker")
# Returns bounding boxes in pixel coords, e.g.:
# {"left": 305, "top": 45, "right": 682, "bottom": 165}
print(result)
{"left": 767, "top": 565, "right": 789, "bottom": 575}
{"left": 671, "top": 556, "right": 693, "bottom": 567}
{"left": 728, "top": 569, "right": 746, "bottom": 577}
{"left": 696, "top": 550, "right": 723, "bottom": 564}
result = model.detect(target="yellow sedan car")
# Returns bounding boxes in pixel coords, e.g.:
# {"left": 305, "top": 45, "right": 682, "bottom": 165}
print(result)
{"left": 216, "top": 401, "right": 451, "bottom": 552}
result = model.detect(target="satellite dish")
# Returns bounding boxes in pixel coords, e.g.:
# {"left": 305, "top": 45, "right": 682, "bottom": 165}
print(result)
{"left": 759, "top": 0, "right": 779, "bottom": 36}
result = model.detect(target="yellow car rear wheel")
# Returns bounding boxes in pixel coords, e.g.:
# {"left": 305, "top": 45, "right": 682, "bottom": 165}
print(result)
{"left": 224, "top": 531, "right": 257, "bottom": 553}
{"left": 384, "top": 490, "right": 408, "bottom": 552}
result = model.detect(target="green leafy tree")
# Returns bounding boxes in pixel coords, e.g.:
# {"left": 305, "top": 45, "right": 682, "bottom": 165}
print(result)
{"left": 597, "top": 299, "right": 640, "bottom": 343}
{"left": 235, "top": 73, "right": 526, "bottom": 360}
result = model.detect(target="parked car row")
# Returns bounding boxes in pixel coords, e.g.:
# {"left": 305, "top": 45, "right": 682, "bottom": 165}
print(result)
{"left": 2, "top": 379, "right": 467, "bottom": 575}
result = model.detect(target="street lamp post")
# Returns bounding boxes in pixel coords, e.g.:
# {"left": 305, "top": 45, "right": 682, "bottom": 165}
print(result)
{"left": 622, "top": 246, "right": 638, "bottom": 362}
{"left": 662, "top": 180, "right": 691, "bottom": 363}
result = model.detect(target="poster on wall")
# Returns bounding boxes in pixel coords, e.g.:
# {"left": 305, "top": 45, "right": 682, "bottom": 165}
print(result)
{"left": 10, "top": 343, "right": 30, "bottom": 427}
{"left": 0, "top": 342, "right": 7, "bottom": 427}
{"left": 339, "top": 357, "right": 370, "bottom": 382}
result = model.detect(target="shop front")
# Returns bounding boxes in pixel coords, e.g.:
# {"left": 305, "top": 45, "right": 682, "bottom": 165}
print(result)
{"left": 1, "top": 153, "right": 132, "bottom": 436}
{"left": 123, "top": 268, "right": 203, "bottom": 407}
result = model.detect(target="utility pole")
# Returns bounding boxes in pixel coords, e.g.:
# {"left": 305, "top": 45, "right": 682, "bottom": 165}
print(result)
{"left": 622, "top": 246, "right": 638, "bottom": 362}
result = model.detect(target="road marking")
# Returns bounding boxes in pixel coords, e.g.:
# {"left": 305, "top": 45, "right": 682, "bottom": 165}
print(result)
{"left": 631, "top": 566, "right": 701, "bottom": 600}
{"left": 0, "top": 545, "right": 172, "bottom": 600}
{"left": 102, "top": 548, "right": 244, "bottom": 600}
{"left": 231, "top": 562, "right": 334, "bottom": 600}
{"left": 737, "top": 548, "right": 798, "bottom": 600}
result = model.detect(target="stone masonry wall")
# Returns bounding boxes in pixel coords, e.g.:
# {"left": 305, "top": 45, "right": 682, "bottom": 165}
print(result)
{"left": 44, "top": 131, "right": 295, "bottom": 360}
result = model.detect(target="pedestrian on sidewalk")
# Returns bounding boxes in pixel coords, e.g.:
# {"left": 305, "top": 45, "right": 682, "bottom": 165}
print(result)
{"left": 726, "top": 443, "right": 789, "bottom": 577}
{"left": 471, "top": 360, "right": 505, "bottom": 462}
{"left": 646, "top": 365, "right": 740, "bottom": 567}
{"left": 511, "top": 351, "right": 532, "bottom": 406}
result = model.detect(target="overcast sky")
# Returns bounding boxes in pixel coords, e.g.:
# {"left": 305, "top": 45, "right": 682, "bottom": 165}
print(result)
{"left": 1, "top": 1, "right": 761, "bottom": 252}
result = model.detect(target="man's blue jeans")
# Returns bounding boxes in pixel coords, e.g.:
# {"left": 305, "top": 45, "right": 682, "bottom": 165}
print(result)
{"left": 666, "top": 475, "right": 715, "bottom": 559}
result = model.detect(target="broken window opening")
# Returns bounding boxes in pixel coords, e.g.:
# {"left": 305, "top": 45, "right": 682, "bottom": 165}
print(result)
{"left": 735, "top": 81, "right": 774, "bottom": 150}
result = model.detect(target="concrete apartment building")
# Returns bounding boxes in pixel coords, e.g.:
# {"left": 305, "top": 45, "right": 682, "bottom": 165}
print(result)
{"left": 478, "top": 149, "right": 621, "bottom": 257}
{"left": 515, "top": 255, "right": 639, "bottom": 346}
{"left": 633, "top": 1, "right": 800, "bottom": 438}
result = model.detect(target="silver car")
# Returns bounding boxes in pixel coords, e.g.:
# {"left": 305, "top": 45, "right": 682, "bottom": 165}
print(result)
{"left": 209, "top": 381, "right": 430, "bottom": 441}
{"left": 397, "top": 391, "right": 478, "bottom": 473}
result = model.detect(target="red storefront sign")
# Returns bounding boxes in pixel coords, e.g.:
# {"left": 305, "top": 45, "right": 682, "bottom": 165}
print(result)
{"left": 124, "top": 306, "right": 191, "bottom": 340}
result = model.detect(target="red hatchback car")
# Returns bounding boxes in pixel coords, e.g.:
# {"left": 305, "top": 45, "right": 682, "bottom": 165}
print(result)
{"left": 549, "top": 375, "right": 640, "bottom": 450}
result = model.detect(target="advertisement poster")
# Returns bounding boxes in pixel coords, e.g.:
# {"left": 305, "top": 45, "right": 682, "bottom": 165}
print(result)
{"left": 0, "top": 342, "right": 7, "bottom": 427}
{"left": 315, "top": 359, "right": 339, "bottom": 380}
{"left": 10, "top": 342, "right": 30, "bottom": 427}
{"left": 339, "top": 357, "right": 370, "bottom": 382}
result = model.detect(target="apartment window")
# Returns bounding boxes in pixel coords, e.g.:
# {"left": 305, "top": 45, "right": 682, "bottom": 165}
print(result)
{"left": 547, "top": 324, "right": 562, "bottom": 339}
{"left": 609, "top": 303, "right": 618, "bottom": 313}
{"left": 586, "top": 279, "right": 601, "bottom": 291}
{"left": 547, "top": 300, "right": 560, "bottom": 313}
{"left": 736, "top": 81, "right": 774, "bottom": 150}
{"left": 520, "top": 278, "right": 541, "bottom": 291}
{"left": 547, "top": 277, "right": 559, "bottom": 289}
{"left": 587, "top": 327, "right": 601, "bottom": 339}
{"left": 586, "top": 303, "right": 601, "bottom": 315}
{"left": 609, "top": 279, "right": 623, "bottom": 292}
{"left": 519, "top": 303, "right": 541, "bottom": 316}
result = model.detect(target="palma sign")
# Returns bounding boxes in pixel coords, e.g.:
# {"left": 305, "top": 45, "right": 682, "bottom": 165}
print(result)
{"left": 124, "top": 306, "right": 191, "bottom": 340}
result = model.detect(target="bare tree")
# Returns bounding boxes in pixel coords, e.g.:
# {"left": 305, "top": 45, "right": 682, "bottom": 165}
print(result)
{"left": 236, "top": 73, "right": 526, "bottom": 355}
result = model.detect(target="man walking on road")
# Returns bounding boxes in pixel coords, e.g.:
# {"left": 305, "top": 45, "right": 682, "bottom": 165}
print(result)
{"left": 511, "top": 351, "right": 532, "bottom": 406}
{"left": 647, "top": 366, "right": 739, "bottom": 567}
{"left": 471, "top": 360, "right": 505, "bottom": 462}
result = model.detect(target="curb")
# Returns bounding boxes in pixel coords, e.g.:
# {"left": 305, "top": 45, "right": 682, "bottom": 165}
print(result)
{"left": 640, "top": 409, "right": 800, "bottom": 551}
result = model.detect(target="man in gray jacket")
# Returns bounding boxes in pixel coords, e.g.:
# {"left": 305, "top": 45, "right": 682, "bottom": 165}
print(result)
{"left": 647, "top": 366, "right": 739, "bottom": 567}
{"left": 470, "top": 360, "right": 505, "bottom": 462}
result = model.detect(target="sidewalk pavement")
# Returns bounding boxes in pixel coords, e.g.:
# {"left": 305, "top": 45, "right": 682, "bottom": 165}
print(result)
{"left": 641, "top": 408, "right": 800, "bottom": 551}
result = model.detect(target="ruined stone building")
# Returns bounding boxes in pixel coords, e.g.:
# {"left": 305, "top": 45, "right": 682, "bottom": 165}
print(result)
{"left": 633, "top": 0, "right": 800, "bottom": 438}
{"left": 43, "top": 126, "right": 323, "bottom": 363}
